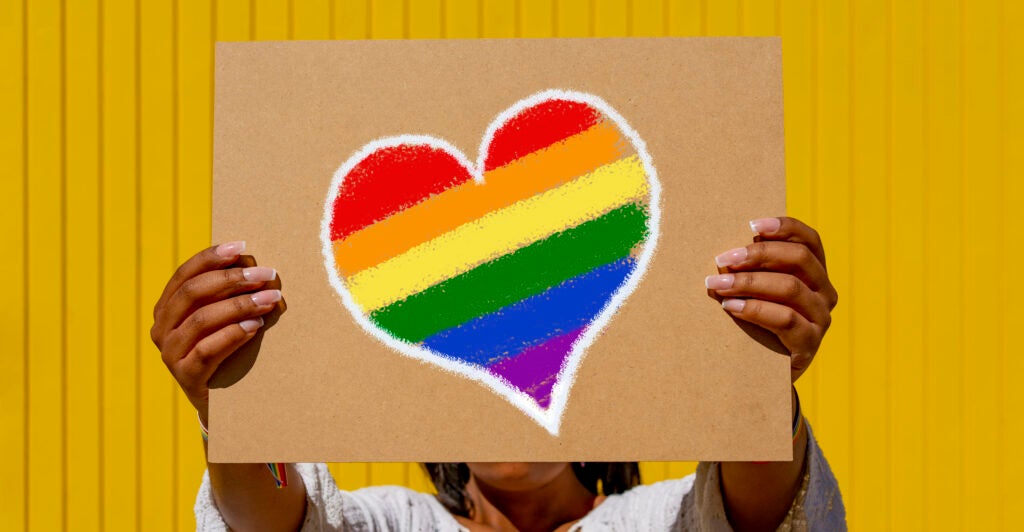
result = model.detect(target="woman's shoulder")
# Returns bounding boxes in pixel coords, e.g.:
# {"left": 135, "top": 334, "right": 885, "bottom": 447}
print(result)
{"left": 577, "top": 475, "right": 696, "bottom": 529}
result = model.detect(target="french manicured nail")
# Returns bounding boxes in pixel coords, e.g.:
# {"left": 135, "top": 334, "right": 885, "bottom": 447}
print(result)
{"left": 749, "top": 218, "right": 781, "bottom": 235}
{"left": 251, "top": 289, "right": 282, "bottom": 307}
{"left": 722, "top": 298, "right": 746, "bottom": 312}
{"left": 242, "top": 266, "right": 277, "bottom": 283}
{"left": 705, "top": 274, "right": 735, "bottom": 290}
{"left": 238, "top": 317, "right": 264, "bottom": 333}
{"left": 715, "top": 247, "right": 748, "bottom": 268}
{"left": 216, "top": 240, "right": 246, "bottom": 258}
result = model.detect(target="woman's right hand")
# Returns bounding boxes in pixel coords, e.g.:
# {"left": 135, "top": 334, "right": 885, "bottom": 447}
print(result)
{"left": 150, "top": 241, "right": 281, "bottom": 424}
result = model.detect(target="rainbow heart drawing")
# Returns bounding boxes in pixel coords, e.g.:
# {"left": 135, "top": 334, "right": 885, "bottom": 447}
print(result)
{"left": 321, "top": 90, "right": 661, "bottom": 435}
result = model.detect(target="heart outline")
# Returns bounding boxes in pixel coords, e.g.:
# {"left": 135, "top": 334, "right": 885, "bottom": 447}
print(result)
{"left": 320, "top": 89, "right": 662, "bottom": 436}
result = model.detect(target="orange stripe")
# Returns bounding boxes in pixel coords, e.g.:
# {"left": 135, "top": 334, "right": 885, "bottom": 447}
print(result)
{"left": 332, "top": 120, "right": 631, "bottom": 276}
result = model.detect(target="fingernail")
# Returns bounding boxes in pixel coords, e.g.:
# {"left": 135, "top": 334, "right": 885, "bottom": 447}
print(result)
{"left": 251, "top": 289, "right": 282, "bottom": 307}
{"left": 749, "top": 218, "right": 781, "bottom": 235}
{"left": 705, "top": 274, "right": 735, "bottom": 290}
{"left": 239, "top": 317, "right": 264, "bottom": 333}
{"left": 715, "top": 247, "right": 748, "bottom": 268}
{"left": 242, "top": 266, "right": 277, "bottom": 282}
{"left": 722, "top": 298, "right": 746, "bottom": 312}
{"left": 216, "top": 241, "right": 246, "bottom": 258}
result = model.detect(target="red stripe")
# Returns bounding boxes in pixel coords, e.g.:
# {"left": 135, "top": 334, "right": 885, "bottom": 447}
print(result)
{"left": 330, "top": 144, "right": 472, "bottom": 241}
{"left": 483, "top": 99, "right": 602, "bottom": 171}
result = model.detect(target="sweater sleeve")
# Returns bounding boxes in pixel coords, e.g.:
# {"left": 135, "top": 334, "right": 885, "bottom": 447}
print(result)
{"left": 194, "top": 463, "right": 465, "bottom": 531}
{"left": 676, "top": 421, "right": 847, "bottom": 531}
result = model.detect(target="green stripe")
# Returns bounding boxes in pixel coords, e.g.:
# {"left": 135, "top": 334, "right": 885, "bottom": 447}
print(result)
{"left": 370, "top": 202, "right": 650, "bottom": 342}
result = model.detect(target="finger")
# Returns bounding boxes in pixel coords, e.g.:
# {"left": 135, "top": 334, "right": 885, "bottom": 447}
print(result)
{"left": 748, "top": 217, "right": 827, "bottom": 269}
{"left": 162, "top": 289, "right": 281, "bottom": 363}
{"left": 173, "top": 318, "right": 265, "bottom": 395}
{"left": 714, "top": 241, "right": 835, "bottom": 299}
{"left": 720, "top": 297, "right": 823, "bottom": 359}
{"left": 154, "top": 241, "right": 247, "bottom": 315}
{"left": 705, "top": 272, "right": 829, "bottom": 325}
{"left": 157, "top": 265, "right": 277, "bottom": 335}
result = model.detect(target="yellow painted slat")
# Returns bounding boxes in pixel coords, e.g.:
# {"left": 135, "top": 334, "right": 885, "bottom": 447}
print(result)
{"left": 26, "top": 0, "right": 65, "bottom": 529}
{"left": 253, "top": 0, "right": 291, "bottom": 40}
{"left": 0, "top": 0, "right": 26, "bottom": 528}
{"left": 483, "top": 0, "right": 517, "bottom": 37}
{"left": 630, "top": 0, "right": 666, "bottom": 36}
{"left": 371, "top": 0, "right": 405, "bottom": 38}
{"left": 409, "top": 0, "right": 443, "bottom": 38}
{"left": 176, "top": 3, "right": 216, "bottom": 528}
{"left": 594, "top": 0, "right": 627, "bottom": 37}
{"left": 810, "top": 0, "right": 853, "bottom": 518}
{"left": 849, "top": 0, "right": 891, "bottom": 528}
{"left": 1002, "top": 2, "right": 1024, "bottom": 527}
{"left": 961, "top": 0, "right": 1002, "bottom": 528}
{"left": 216, "top": 0, "right": 253, "bottom": 41}
{"left": 138, "top": 0, "right": 178, "bottom": 530}
{"left": 923, "top": 1, "right": 965, "bottom": 529}
{"left": 705, "top": 0, "right": 740, "bottom": 35}
{"left": 741, "top": 0, "right": 778, "bottom": 36}
{"left": 520, "top": 0, "right": 554, "bottom": 37}
{"left": 556, "top": 0, "right": 590, "bottom": 37}
{"left": 445, "top": 0, "right": 480, "bottom": 38}
{"left": 369, "top": 462, "right": 408, "bottom": 487}
{"left": 100, "top": 0, "right": 139, "bottom": 529}
{"left": 889, "top": 0, "right": 927, "bottom": 529}
{"left": 64, "top": 0, "right": 102, "bottom": 529}
{"left": 667, "top": 0, "right": 703, "bottom": 36}
{"left": 333, "top": 0, "right": 369, "bottom": 39}
{"left": 293, "top": 0, "right": 332, "bottom": 39}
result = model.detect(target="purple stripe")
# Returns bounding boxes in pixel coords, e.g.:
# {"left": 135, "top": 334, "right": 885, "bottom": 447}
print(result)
{"left": 486, "top": 327, "right": 586, "bottom": 409}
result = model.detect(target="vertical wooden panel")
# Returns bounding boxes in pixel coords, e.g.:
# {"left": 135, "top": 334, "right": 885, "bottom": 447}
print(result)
{"left": 1003, "top": 1, "right": 1024, "bottom": 526}
{"left": 961, "top": 1, "right": 1002, "bottom": 528}
{"left": 520, "top": 0, "right": 555, "bottom": 37}
{"left": 138, "top": 0, "right": 178, "bottom": 530}
{"left": 483, "top": 0, "right": 516, "bottom": 37}
{"left": 253, "top": 0, "right": 291, "bottom": 40}
{"left": 812, "top": 0, "right": 853, "bottom": 513}
{"left": 594, "top": 0, "right": 628, "bottom": 37}
{"left": 100, "top": 0, "right": 140, "bottom": 529}
{"left": 444, "top": 0, "right": 480, "bottom": 38}
{"left": 848, "top": 0, "right": 891, "bottom": 528}
{"left": 371, "top": 0, "right": 405, "bottom": 38}
{"left": 294, "top": 0, "right": 332, "bottom": 39}
{"left": 889, "top": 0, "right": 927, "bottom": 529}
{"left": 0, "top": 0, "right": 27, "bottom": 528}
{"left": 742, "top": 0, "right": 777, "bottom": 35}
{"left": 65, "top": 0, "right": 102, "bottom": 529}
{"left": 25, "top": 0, "right": 65, "bottom": 529}
{"left": 176, "top": 2, "right": 215, "bottom": 526}
{"left": 667, "top": 0, "right": 703, "bottom": 35}
{"left": 409, "top": 0, "right": 443, "bottom": 38}
{"left": 705, "top": 0, "right": 740, "bottom": 35}
{"left": 556, "top": 0, "right": 591, "bottom": 36}
{"left": 631, "top": 0, "right": 666, "bottom": 36}
{"left": 923, "top": 1, "right": 965, "bottom": 529}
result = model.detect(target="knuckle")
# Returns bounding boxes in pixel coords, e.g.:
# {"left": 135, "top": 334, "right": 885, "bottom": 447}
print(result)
{"left": 749, "top": 242, "right": 769, "bottom": 263}
{"left": 192, "top": 342, "right": 216, "bottom": 363}
{"left": 781, "top": 308, "right": 801, "bottom": 331}
{"left": 783, "top": 276, "right": 804, "bottom": 299}
{"left": 187, "top": 311, "right": 208, "bottom": 333}
{"left": 232, "top": 295, "right": 248, "bottom": 313}
{"left": 736, "top": 273, "right": 756, "bottom": 291}
{"left": 796, "top": 245, "right": 815, "bottom": 266}
{"left": 179, "top": 278, "right": 198, "bottom": 301}
{"left": 149, "top": 325, "right": 162, "bottom": 349}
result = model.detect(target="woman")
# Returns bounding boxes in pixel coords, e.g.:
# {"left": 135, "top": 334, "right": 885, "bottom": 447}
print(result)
{"left": 151, "top": 217, "right": 844, "bottom": 530}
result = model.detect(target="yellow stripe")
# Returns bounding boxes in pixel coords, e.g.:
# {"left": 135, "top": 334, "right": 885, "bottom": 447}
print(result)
{"left": 344, "top": 155, "right": 649, "bottom": 311}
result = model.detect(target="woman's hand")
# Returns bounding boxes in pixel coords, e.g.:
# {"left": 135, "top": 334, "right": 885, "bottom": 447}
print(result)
{"left": 705, "top": 217, "right": 838, "bottom": 382}
{"left": 150, "top": 241, "right": 281, "bottom": 423}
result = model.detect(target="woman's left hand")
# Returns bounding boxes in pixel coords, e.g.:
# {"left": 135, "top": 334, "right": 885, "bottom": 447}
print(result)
{"left": 705, "top": 216, "right": 838, "bottom": 382}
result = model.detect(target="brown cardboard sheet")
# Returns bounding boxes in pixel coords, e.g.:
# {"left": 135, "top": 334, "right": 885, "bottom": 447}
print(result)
{"left": 210, "top": 38, "right": 790, "bottom": 462}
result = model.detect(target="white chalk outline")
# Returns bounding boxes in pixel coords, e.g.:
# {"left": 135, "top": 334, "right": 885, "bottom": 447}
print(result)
{"left": 320, "top": 89, "right": 662, "bottom": 436}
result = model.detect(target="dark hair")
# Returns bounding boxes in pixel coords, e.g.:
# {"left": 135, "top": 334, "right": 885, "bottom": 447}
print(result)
{"left": 422, "top": 462, "right": 641, "bottom": 518}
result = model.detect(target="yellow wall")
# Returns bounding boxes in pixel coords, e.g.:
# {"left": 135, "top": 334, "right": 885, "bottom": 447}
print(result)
{"left": 3, "top": 0, "right": 1020, "bottom": 530}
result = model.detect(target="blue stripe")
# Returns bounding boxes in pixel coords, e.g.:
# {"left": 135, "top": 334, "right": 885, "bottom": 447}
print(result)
{"left": 420, "top": 258, "right": 637, "bottom": 366}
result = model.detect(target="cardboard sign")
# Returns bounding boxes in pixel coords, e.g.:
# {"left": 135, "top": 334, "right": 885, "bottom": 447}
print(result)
{"left": 210, "top": 38, "right": 790, "bottom": 462}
